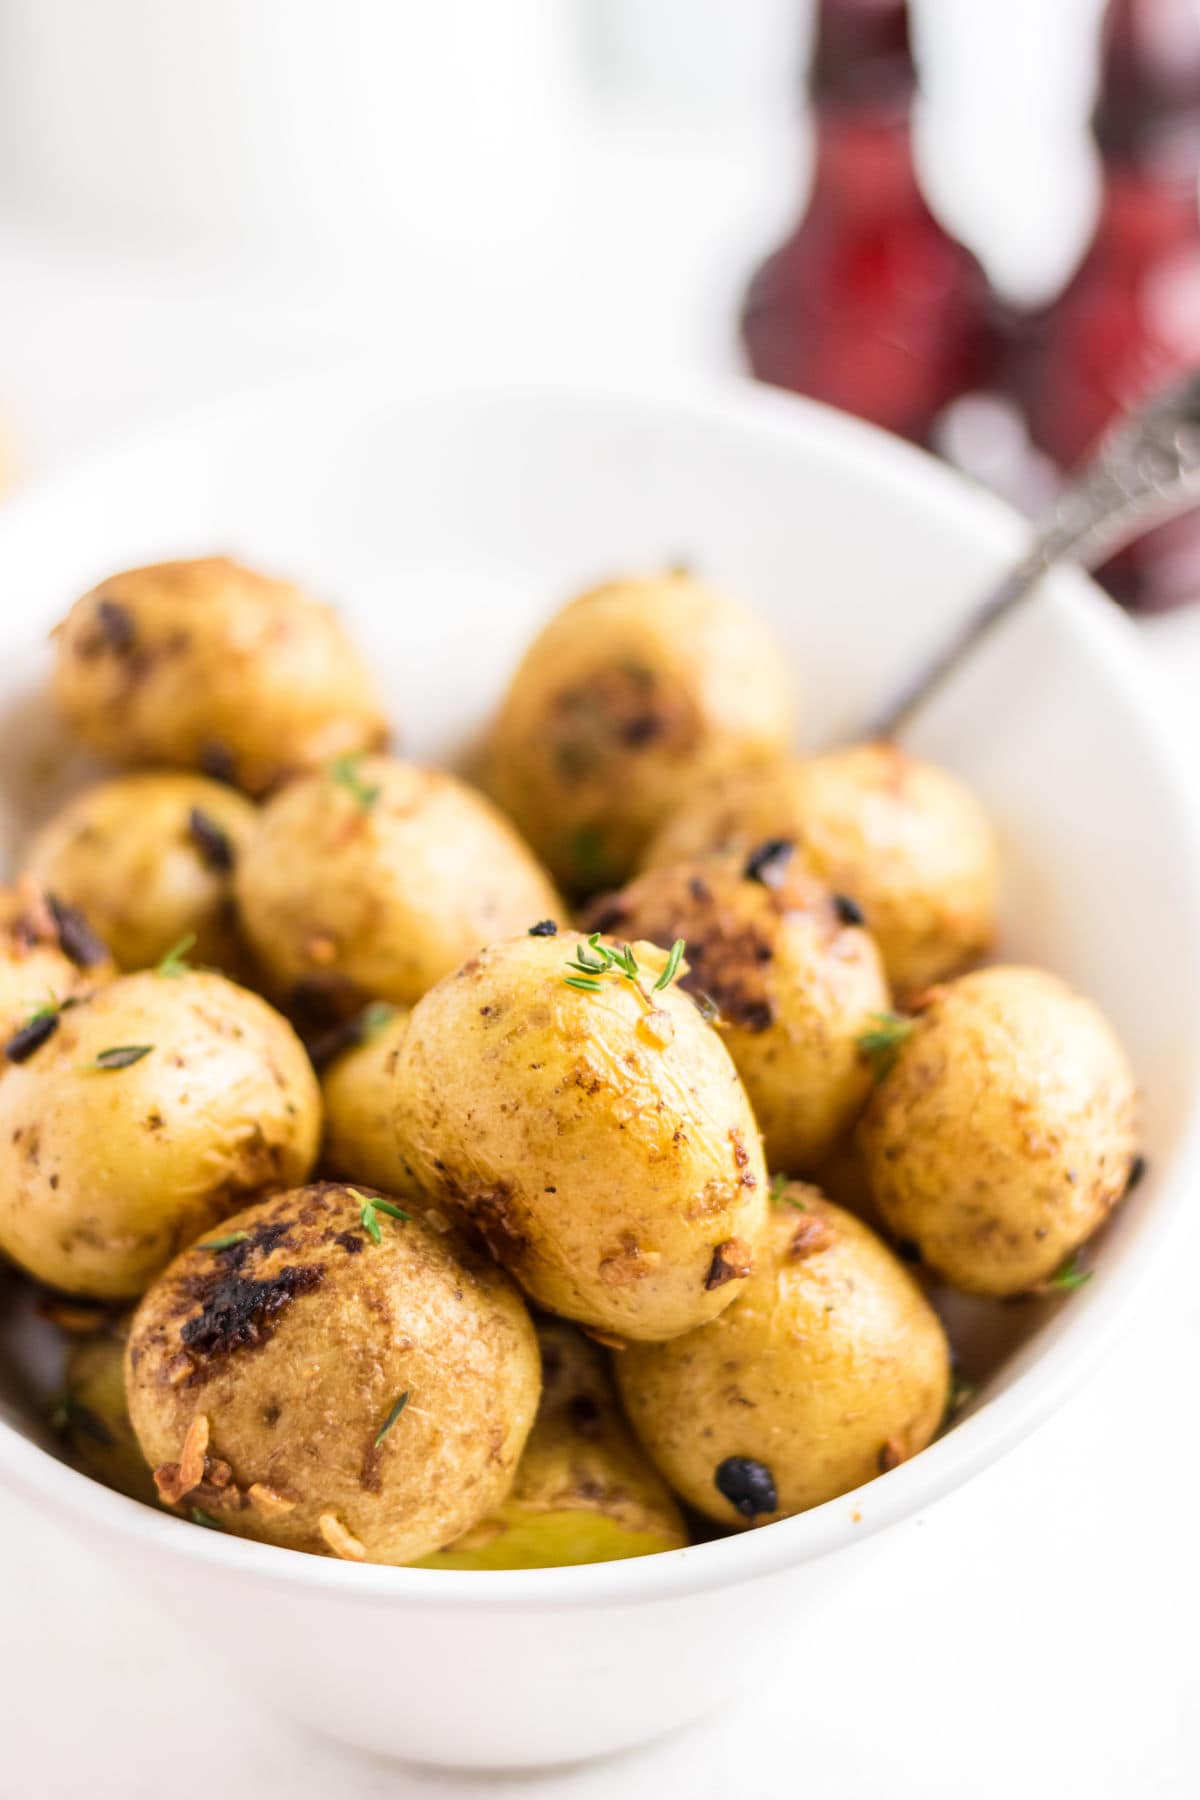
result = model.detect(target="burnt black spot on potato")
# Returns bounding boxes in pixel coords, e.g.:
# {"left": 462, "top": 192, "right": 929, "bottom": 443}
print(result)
{"left": 527, "top": 919, "right": 558, "bottom": 937}
{"left": 188, "top": 807, "right": 235, "bottom": 873}
{"left": 178, "top": 1264, "right": 324, "bottom": 1375}
{"left": 743, "top": 840, "right": 795, "bottom": 888}
{"left": 95, "top": 598, "right": 137, "bottom": 653}
{"left": 714, "top": 1455, "right": 777, "bottom": 1519}
{"left": 833, "top": 892, "right": 866, "bottom": 927}
{"left": 4, "top": 1011, "right": 60, "bottom": 1063}
{"left": 47, "top": 894, "right": 109, "bottom": 968}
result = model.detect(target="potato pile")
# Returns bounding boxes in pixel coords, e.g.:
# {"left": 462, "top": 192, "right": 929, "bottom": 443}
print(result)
{"left": 5, "top": 554, "right": 1139, "bottom": 1570}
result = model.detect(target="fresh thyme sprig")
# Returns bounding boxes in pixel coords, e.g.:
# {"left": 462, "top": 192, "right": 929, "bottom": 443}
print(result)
{"left": 155, "top": 932, "right": 197, "bottom": 978}
{"left": 857, "top": 1011, "right": 915, "bottom": 1081}
{"left": 351, "top": 1189, "right": 411, "bottom": 1245}
{"left": 769, "top": 1172, "right": 807, "bottom": 1211}
{"left": 1037, "top": 1251, "right": 1092, "bottom": 1295}
{"left": 198, "top": 1231, "right": 250, "bottom": 1252}
{"left": 562, "top": 933, "right": 686, "bottom": 1010}
{"left": 330, "top": 752, "right": 381, "bottom": 810}
{"left": 92, "top": 1044, "right": 153, "bottom": 1071}
{"left": 374, "top": 1392, "right": 410, "bottom": 1446}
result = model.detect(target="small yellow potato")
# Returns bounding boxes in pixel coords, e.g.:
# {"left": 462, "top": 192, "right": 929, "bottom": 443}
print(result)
{"left": 0, "top": 970, "right": 321, "bottom": 1298}
{"left": 642, "top": 744, "right": 998, "bottom": 995}
{"left": 859, "top": 966, "right": 1140, "bottom": 1297}
{"left": 392, "top": 929, "right": 768, "bottom": 1342}
{"left": 483, "top": 571, "right": 792, "bottom": 893}
{"left": 52, "top": 557, "right": 387, "bottom": 795}
{"left": 583, "top": 849, "right": 889, "bottom": 1172}
{"left": 320, "top": 1004, "right": 414, "bottom": 1195}
{"left": 126, "top": 1182, "right": 541, "bottom": 1565}
{"left": 0, "top": 880, "right": 112, "bottom": 1048}
{"left": 617, "top": 1189, "right": 950, "bottom": 1527}
{"left": 413, "top": 1319, "right": 687, "bottom": 1569}
{"left": 59, "top": 1313, "right": 155, "bottom": 1504}
{"left": 25, "top": 772, "right": 257, "bottom": 974}
{"left": 235, "top": 755, "right": 562, "bottom": 1017}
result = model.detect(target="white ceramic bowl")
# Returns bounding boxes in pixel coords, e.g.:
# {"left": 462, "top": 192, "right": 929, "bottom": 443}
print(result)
{"left": 1, "top": 373, "right": 1198, "bottom": 1771}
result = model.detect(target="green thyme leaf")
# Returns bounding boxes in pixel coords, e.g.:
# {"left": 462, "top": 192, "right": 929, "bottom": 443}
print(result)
{"left": 92, "top": 1044, "right": 153, "bottom": 1071}
{"left": 190, "top": 1507, "right": 223, "bottom": 1530}
{"left": 330, "top": 752, "right": 381, "bottom": 810}
{"left": 198, "top": 1231, "right": 250, "bottom": 1252}
{"left": 654, "top": 938, "right": 686, "bottom": 992}
{"left": 1042, "top": 1251, "right": 1092, "bottom": 1293}
{"left": 857, "top": 1012, "right": 915, "bottom": 1081}
{"left": 355, "top": 1191, "right": 411, "bottom": 1244}
{"left": 769, "top": 1171, "right": 807, "bottom": 1211}
{"left": 155, "top": 932, "right": 197, "bottom": 978}
{"left": 374, "top": 1391, "right": 410, "bottom": 1446}
{"left": 564, "top": 975, "right": 604, "bottom": 993}
{"left": 360, "top": 1001, "right": 396, "bottom": 1040}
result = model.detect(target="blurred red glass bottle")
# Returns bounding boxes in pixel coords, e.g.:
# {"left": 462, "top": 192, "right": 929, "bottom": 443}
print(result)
{"left": 1013, "top": 0, "right": 1200, "bottom": 610}
{"left": 740, "top": 0, "right": 996, "bottom": 448}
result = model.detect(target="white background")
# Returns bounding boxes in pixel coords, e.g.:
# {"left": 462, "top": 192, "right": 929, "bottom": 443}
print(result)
{"left": 1, "top": 2, "right": 1199, "bottom": 1794}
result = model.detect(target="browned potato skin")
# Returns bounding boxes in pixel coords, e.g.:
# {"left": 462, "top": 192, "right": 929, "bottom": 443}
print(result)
{"left": 52, "top": 558, "right": 387, "bottom": 796}
{"left": 320, "top": 1005, "right": 415, "bottom": 1194}
{"left": 0, "top": 971, "right": 321, "bottom": 1299}
{"left": 393, "top": 931, "right": 768, "bottom": 1341}
{"left": 235, "top": 756, "right": 563, "bottom": 1017}
{"left": 126, "top": 1182, "right": 541, "bottom": 1565}
{"left": 859, "top": 966, "right": 1140, "bottom": 1297}
{"left": 617, "top": 1189, "right": 950, "bottom": 1527}
{"left": 0, "top": 880, "right": 113, "bottom": 1043}
{"left": 642, "top": 744, "right": 998, "bottom": 996}
{"left": 62, "top": 1314, "right": 156, "bottom": 1505}
{"left": 25, "top": 773, "right": 257, "bottom": 974}
{"left": 483, "top": 572, "right": 792, "bottom": 894}
{"left": 583, "top": 852, "right": 889, "bottom": 1173}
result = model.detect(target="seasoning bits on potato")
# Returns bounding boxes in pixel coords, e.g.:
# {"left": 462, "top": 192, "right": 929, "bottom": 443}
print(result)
{"left": 616, "top": 1189, "right": 951, "bottom": 1526}
{"left": 125, "top": 1182, "right": 541, "bottom": 1565}
{"left": 859, "top": 966, "right": 1141, "bottom": 1297}
{"left": 52, "top": 557, "right": 388, "bottom": 795}
{"left": 482, "top": 571, "right": 794, "bottom": 895}
{"left": 392, "top": 930, "right": 768, "bottom": 1341}
{"left": 0, "top": 879, "right": 113, "bottom": 1046}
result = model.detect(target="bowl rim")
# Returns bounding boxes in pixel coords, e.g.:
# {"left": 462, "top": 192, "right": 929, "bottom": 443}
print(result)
{"left": 3, "top": 365, "right": 1200, "bottom": 1613}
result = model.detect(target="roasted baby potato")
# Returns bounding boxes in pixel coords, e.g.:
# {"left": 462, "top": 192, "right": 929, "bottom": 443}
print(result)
{"left": 617, "top": 1188, "right": 950, "bottom": 1527}
{"left": 642, "top": 743, "right": 998, "bottom": 995}
{"left": 235, "top": 755, "right": 562, "bottom": 1017}
{"left": 0, "top": 880, "right": 112, "bottom": 1045}
{"left": 583, "top": 849, "right": 889, "bottom": 1172}
{"left": 59, "top": 1313, "right": 155, "bottom": 1504}
{"left": 859, "top": 965, "right": 1140, "bottom": 1296}
{"left": 125, "top": 1182, "right": 541, "bottom": 1565}
{"left": 0, "top": 970, "right": 321, "bottom": 1298}
{"left": 25, "top": 773, "right": 257, "bottom": 974}
{"left": 413, "top": 1319, "right": 687, "bottom": 1569}
{"left": 52, "top": 557, "right": 387, "bottom": 795}
{"left": 320, "top": 1003, "right": 414, "bottom": 1194}
{"left": 483, "top": 571, "right": 792, "bottom": 893}
{"left": 393, "top": 929, "right": 768, "bottom": 1341}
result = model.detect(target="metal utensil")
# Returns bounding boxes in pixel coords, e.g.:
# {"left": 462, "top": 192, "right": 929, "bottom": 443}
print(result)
{"left": 863, "top": 370, "right": 1200, "bottom": 742}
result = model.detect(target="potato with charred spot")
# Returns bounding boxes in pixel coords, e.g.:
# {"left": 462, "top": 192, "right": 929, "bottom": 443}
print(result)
{"left": 235, "top": 756, "right": 562, "bottom": 1017}
{"left": 320, "top": 1004, "right": 416, "bottom": 1195}
{"left": 0, "top": 970, "right": 320, "bottom": 1298}
{"left": 483, "top": 571, "right": 792, "bottom": 894}
{"left": 642, "top": 743, "right": 997, "bottom": 996}
{"left": 617, "top": 1188, "right": 950, "bottom": 1527}
{"left": 0, "top": 881, "right": 113, "bottom": 1046}
{"left": 60, "top": 1314, "right": 156, "bottom": 1504}
{"left": 25, "top": 773, "right": 257, "bottom": 975}
{"left": 52, "top": 557, "right": 387, "bottom": 796}
{"left": 413, "top": 1319, "right": 687, "bottom": 1569}
{"left": 584, "top": 849, "right": 889, "bottom": 1173}
{"left": 393, "top": 931, "right": 768, "bottom": 1341}
{"left": 859, "top": 966, "right": 1140, "bottom": 1297}
{"left": 125, "top": 1182, "right": 541, "bottom": 1565}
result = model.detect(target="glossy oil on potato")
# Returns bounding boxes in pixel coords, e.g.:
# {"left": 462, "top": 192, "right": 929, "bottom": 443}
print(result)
{"left": 126, "top": 1182, "right": 541, "bottom": 1565}
{"left": 235, "top": 756, "right": 562, "bottom": 1017}
{"left": 617, "top": 1189, "right": 950, "bottom": 1527}
{"left": 413, "top": 1319, "right": 687, "bottom": 1569}
{"left": 320, "top": 1004, "right": 415, "bottom": 1195}
{"left": 52, "top": 557, "right": 387, "bottom": 795}
{"left": 0, "top": 970, "right": 321, "bottom": 1298}
{"left": 584, "top": 851, "right": 889, "bottom": 1172}
{"left": 483, "top": 571, "right": 792, "bottom": 894}
{"left": 25, "top": 772, "right": 257, "bottom": 973}
{"left": 859, "top": 965, "right": 1140, "bottom": 1296}
{"left": 642, "top": 743, "right": 997, "bottom": 996}
{"left": 0, "top": 879, "right": 113, "bottom": 1041}
{"left": 392, "top": 931, "right": 768, "bottom": 1341}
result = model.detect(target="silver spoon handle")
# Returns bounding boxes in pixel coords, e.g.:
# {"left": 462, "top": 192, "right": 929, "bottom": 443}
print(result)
{"left": 863, "top": 370, "right": 1200, "bottom": 743}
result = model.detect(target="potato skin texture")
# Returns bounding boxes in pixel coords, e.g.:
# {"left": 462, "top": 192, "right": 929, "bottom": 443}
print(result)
{"left": 584, "top": 854, "right": 889, "bottom": 1173}
{"left": 859, "top": 966, "right": 1140, "bottom": 1297}
{"left": 393, "top": 932, "right": 768, "bottom": 1341}
{"left": 617, "top": 1189, "right": 950, "bottom": 1526}
{"left": 61, "top": 1314, "right": 156, "bottom": 1504}
{"left": 0, "top": 971, "right": 320, "bottom": 1298}
{"left": 25, "top": 773, "right": 257, "bottom": 974}
{"left": 320, "top": 1005, "right": 415, "bottom": 1194}
{"left": 52, "top": 557, "right": 387, "bottom": 795}
{"left": 642, "top": 744, "right": 997, "bottom": 996}
{"left": 125, "top": 1182, "right": 541, "bottom": 1565}
{"left": 0, "top": 881, "right": 113, "bottom": 1043}
{"left": 236, "top": 756, "right": 562, "bottom": 1016}
{"left": 412, "top": 1319, "right": 687, "bottom": 1569}
{"left": 483, "top": 572, "right": 792, "bottom": 894}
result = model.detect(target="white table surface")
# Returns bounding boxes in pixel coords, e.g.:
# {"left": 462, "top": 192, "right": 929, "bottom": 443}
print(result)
{"left": 1, "top": 113, "right": 1199, "bottom": 1799}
